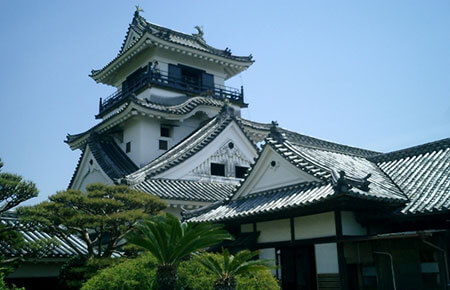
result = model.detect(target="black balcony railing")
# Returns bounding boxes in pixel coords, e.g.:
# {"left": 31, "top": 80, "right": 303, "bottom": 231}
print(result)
{"left": 98, "top": 69, "right": 244, "bottom": 117}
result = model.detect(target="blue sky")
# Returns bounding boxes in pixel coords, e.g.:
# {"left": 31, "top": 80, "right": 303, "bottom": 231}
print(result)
{"left": 0, "top": 1, "right": 448, "bottom": 205}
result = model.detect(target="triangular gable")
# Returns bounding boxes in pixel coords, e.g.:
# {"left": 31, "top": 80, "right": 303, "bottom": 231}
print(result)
{"left": 232, "top": 144, "right": 319, "bottom": 200}
{"left": 69, "top": 146, "right": 113, "bottom": 191}
{"left": 152, "top": 120, "right": 257, "bottom": 180}
{"left": 126, "top": 115, "right": 258, "bottom": 184}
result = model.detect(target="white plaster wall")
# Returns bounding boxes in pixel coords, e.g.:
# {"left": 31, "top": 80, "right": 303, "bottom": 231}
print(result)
{"left": 71, "top": 148, "right": 113, "bottom": 190}
{"left": 79, "top": 170, "right": 111, "bottom": 191}
{"left": 259, "top": 248, "right": 277, "bottom": 275}
{"left": 140, "top": 87, "right": 185, "bottom": 99}
{"left": 235, "top": 147, "right": 319, "bottom": 199}
{"left": 165, "top": 207, "right": 182, "bottom": 219}
{"left": 341, "top": 211, "right": 367, "bottom": 236}
{"left": 122, "top": 118, "right": 143, "bottom": 166}
{"left": 256, "top": 219, "right": 291, "bottom": 243}
{"left": 294, "top": 212, "right": 336, "bottom": 239}
{"left": 122, "top": 115, "right": 204, "bottom": 168}
{"left": 241, "top": 223, "right": 253, "bottom": 233}
{"left": 314, "top": 243, "right": 339, "bottom": 274}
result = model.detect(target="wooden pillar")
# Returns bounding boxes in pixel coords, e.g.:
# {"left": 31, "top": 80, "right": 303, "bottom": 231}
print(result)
{"left": 335, "top": 210, "right": 349, "bottom": 290}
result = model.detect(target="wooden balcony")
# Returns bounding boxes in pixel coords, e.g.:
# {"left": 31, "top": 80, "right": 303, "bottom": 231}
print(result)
{"left": 97, "top": 70, "right": 245, "bottom": 118}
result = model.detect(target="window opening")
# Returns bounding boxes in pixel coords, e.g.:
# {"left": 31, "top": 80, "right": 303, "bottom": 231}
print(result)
{"left": 126, "top": 142, "right": 131, "bottom": 153}
{"left": 235, "top": 166, "right": 249, "bottom": 179}
{"left": 159, "top": 140, "right": 168, "bottom": 150}
{"left": 211, "top": 163, "right": 225, "bottom": 176}
{"left": 160, "top": 126, "right": 171, "bottom": 138}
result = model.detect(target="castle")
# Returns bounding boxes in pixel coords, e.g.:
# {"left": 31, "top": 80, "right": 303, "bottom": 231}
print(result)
{"left": 64, "top": 9, "right": 450, "bottom": 290}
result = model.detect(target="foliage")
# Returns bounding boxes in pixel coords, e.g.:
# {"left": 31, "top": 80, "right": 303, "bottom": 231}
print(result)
{"left": 0, "top": 159, "right": 38, "bottom": 214}
{"left": 58, "top": 255, "right": 122, "bottom": 290}
{"left": 126, "top": 213, "right": 231, "bottom": 290}
{"left": 82, "top": 252, "right": 279, "bottom": 290}
{"left": 0, "top": 272, "right": 24, "bottom": 290}
{"left": 0, "top": 158, "right": 39, "bottom": 259}
{"left": 81, "top": 254, "right": 157, "bottom": 290}
{"left": 18, "top": 183, "right": 167, "bottom": 259}
{"left": 195, "top": 249, "right": 273, "bottom": 290}
{"left": 0, "top": 158, "right": 57, "bottom": 266}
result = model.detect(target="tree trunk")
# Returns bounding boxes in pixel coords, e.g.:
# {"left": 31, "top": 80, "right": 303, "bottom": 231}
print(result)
{"left": 214, "top": 277, "right": 236, "bottom": 290}
{"left": 156, "top": 264, "right": 178, "bottom": 290}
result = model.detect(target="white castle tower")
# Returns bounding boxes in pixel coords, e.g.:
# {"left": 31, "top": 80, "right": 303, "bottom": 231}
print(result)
{"left": 65, "top": 8, "right": 259, "bottom": 216}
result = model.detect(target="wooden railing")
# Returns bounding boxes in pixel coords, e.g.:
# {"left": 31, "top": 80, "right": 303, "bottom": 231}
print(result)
{"left": 98, "top": 70, "right": 244, "bottom": 116}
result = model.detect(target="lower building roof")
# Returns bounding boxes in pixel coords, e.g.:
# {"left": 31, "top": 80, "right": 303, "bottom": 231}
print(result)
{"left": 0, "top": 214, "right": 88, "bottom": 259}
{"left": 133, "top": 178, "right": 235, "bottom": 202}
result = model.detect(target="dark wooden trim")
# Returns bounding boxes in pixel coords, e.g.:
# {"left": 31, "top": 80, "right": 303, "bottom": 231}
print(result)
{"left": 254, "top": 235, "right": 337, "bottom": 249}
{"left": 335, "top": 210, "right": 348, "bottom": 290}
{"left": 252, "top": 222, "right": 257, "bottom": 232}
{"left": 290, "top": 217, "right": 295, "bottom": 242}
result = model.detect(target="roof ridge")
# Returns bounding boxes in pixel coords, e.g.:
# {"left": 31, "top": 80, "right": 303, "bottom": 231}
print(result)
{"left": 369, "top": 138, "right": 450, "bottom": 163}
{"left": 239, "top": 118, "right": 379, "bottom": 157}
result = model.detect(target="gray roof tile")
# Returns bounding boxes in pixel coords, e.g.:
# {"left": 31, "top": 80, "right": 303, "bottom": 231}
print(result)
{"left": 371, "top": 138, "right": 450, "bottom": 215}
{"left": 0, "top": 215, "right": 88, "bottom": 258}
{"left": 133, "top": 178, "right": 235, "bottom": 202}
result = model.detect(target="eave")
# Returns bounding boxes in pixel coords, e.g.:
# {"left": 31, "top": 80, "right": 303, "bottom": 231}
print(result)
{"left": 65, "top": 97, "right": 225, "bottom": 150}
{"left": 91, "top": 32, "right": 254, "bottom": 86}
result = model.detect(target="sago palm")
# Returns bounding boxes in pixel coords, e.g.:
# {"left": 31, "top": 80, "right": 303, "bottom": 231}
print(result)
{"left": 126, "top": 213, "right": 231, "bottom": 290}
{"left": 197, "top": 249, "right": 272, "bottom": 290}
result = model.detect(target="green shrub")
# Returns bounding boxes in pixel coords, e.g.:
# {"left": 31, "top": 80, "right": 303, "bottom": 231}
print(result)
{"left": 81, "top": 254, "right": 157, "bottom": 290}
{"left": 178, "top": 254, "right": 279, "bottom": 290}
{"left": 82, "top": 252, "right": 279, "bottom": 290}
{"left": 0, "top": 273, "right": 24, "bottom": 290}
{"left": 58, "top": 256, "right": 123, "bottom": 289}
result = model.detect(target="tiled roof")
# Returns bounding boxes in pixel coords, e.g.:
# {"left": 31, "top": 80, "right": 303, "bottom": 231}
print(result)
{"left": 0, "top": 214, "right": 88, "bottom": 258}
{"left": 91, "top": 11, "right": 253, "bottom": 78}
{"left": 65, "top": 96, "right": 225, "bottom": 146}
{"left": 371, "top": 138, "right": 450, "bottom": 215}
{"left": 187, "top": 128, "right": 449, "bottom": 222}
{"left": 239, "top": 118, "right": 380, "bottom": 158}
{"left": 133, "top": 178, "right": 235, "bottom": 202}
{"left": 126, "top": 114, "right": 234, "bottom": 183}
{"left": 135, "top": 96, "right": 224, "bottom": 115}
{"left": 185, "top": 182, "right": 333, "bottom": 222}
{"left": 87, "top": 133, "right": 138, "bottom": 181}
{"left": 266, "top": 132, "right": 407, "bottom": 202}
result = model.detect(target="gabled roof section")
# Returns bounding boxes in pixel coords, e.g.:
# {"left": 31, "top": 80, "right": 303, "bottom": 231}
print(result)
{"left": 231, "top": 124, "right": 406, "bottom": 202}
{"left": 133, "top": 178, "right": 235, "bottom": 202}
{"left": 87, "top": 133, "right": 138, "bottom": 182}
{"left": 90, "top": 9, "right": 253, "bottom": 84}
{"left": 371, "top": 138, "right": 450, "bottom": 215}
{"left": 126, "top": 108, "right": 256, "bottom": 184}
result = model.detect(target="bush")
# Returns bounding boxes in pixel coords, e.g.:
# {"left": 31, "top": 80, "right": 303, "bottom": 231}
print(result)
{"left": 0, "top": 273, "right": 24, "bottom": 290}
{"left": 58, "top": 256, "right": 123, "bottom": 289}
{"left": 82, "top": 254, "right": 157, "bottom": 290}
{"left": 178, "top": 254, "right": 279, "bottom": 290}
{"left": 82, "top": 253, "right": 279, "bottom": 290}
